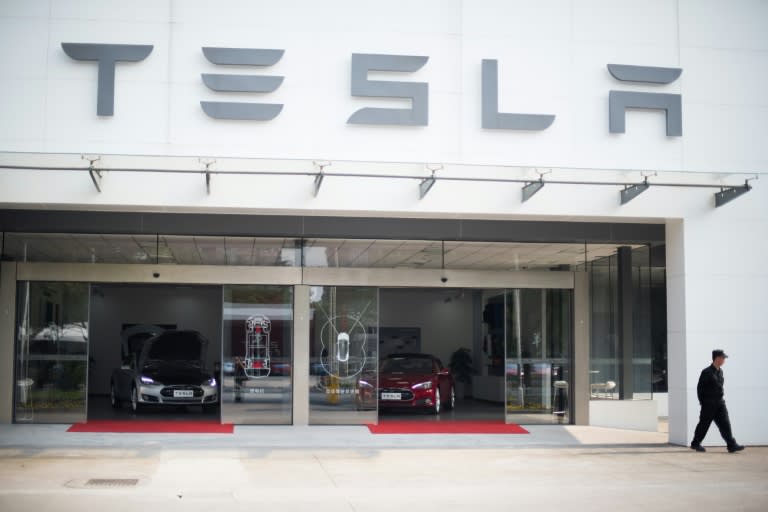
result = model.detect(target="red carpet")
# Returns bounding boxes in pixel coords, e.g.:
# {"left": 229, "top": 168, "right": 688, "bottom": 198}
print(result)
{"left": 67, "top": 420, "right": 233, "bottom": 434}
{"left": 366, "top": 420, "right": 529, "bottom": 434}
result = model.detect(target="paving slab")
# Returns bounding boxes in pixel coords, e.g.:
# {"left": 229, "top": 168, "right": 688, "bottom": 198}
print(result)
{"left": 0, "top": 424, "right": 765, "bottom": 511}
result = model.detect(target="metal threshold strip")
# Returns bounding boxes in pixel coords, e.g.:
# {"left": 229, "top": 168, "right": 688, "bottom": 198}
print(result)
{"left": 85, "top": 478, "right": 139, "bottom": 487}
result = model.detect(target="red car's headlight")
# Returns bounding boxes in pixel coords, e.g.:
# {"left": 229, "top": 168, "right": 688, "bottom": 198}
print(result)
{"left": 412, "top": 381, "right": 433, "bottom": 390}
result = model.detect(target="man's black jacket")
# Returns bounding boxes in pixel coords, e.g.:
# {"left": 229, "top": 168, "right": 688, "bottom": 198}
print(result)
{"left": 697, "top": 364, "right": 725, "bottom": 404}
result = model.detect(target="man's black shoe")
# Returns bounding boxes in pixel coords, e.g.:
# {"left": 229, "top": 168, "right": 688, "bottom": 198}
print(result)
{"left": 727, "top": 444, "right": 745, "bottom": 453}
{"left": 690, "top": 444, "right": 706, "bottom": 452}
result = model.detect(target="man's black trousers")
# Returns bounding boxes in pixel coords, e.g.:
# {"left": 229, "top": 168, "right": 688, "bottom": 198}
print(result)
{"left": 692, "top": 400, "right": 736, "bottom": 447}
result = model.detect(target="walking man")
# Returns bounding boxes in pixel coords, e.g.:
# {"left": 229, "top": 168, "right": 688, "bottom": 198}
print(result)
{"left": 690, "top": 349, "right": 745, "bottom": 453}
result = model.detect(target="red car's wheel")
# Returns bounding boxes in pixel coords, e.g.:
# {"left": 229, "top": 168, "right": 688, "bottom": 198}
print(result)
{"left": 446, "top": 385, "right": 456, "bottom": 410}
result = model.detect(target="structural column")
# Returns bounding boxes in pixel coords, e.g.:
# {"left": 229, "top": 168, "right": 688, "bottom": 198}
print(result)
{"left": 0, "top": 262, "right": 17, "bottom": 424}
{"left": 617, "top": 246, "right": 634, "bottom": 399}
{"left": 573, "top": 271, "right": 590, "bottom": 425}
{"left": 292, "top": 285, "right": 310, "bottom": 426}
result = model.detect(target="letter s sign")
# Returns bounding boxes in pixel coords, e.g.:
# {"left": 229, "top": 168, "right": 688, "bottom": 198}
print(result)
{"left": 347, "top": 53, "right": 429, "bottom": 126}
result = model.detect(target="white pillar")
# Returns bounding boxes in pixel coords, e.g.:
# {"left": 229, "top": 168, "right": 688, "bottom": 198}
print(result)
{"left": 666, "top": 219, "right": 688, "bottom": 445}
{"left": 667, "top": 196, "right": 768, "bottom": 446}
{"left": 573, "top": 271, "right": 590, "bottom": 425}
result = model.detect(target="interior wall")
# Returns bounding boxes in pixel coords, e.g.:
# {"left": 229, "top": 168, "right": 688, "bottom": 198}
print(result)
{"left": 379, "top": 288, "right": 475, "bottom": 368}
{"left": 88, "top": 284, "right": 222, "bottom": 395}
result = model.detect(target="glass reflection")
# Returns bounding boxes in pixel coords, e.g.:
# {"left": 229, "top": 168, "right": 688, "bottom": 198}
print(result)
{"left": 221, "top": 285, "right": 293, "bottom": 424}
{"left": 15, "top": 282, "right": 89, "bottom": 423}
{"left": 309, "top": 286, "right": 378, "bottom": 424}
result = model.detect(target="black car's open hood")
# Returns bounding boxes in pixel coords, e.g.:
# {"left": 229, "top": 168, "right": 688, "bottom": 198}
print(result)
{"left": 141, "top": 359, "right": 210, "bottom": 385}
{"left": 121, "top": 324, "right": 166, "bottom": 361}
{"left": 139, "top": 330, "right": 208, "bottom": 370}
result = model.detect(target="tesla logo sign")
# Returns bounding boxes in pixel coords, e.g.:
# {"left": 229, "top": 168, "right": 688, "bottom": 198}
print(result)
{"left": 62, "top": 43, "right": 683, "bottom": 136}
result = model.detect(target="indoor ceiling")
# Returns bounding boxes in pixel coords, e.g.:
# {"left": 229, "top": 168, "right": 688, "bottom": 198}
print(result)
{"left": 1, "top": 233, "right": 640, "bottom": 270}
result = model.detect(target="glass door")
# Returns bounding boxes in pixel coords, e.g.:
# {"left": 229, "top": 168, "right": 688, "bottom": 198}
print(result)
{"left": 221, "top": 285, "right": 293, "bottom": 424}
{"left": 308, "top": 286, "right": 378, "bottom": 424}
{"left": 505, "top": 288, "right": 572, "bottom": 424}
{"left": 15, "top": 281, "right": 90, "bottom": 423}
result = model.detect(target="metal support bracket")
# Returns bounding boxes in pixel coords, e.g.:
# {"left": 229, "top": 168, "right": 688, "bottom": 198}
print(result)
{"left": 313, "top": 161, "right": 330, "bottom": 197}
{"left": 199, "top": 158, "right": 216, "bottom": 195}
{"left": 419, "top": 164, "right": 442, "bottom": 199}
{"left": 521, "top": 169, "right": 550, "bottom": 202}
{"left": 620, "top": 173, "right": 654, "bottom": 205}
{"left": 715, "top": 179, "right": 753, "bottom": 208}
{"left": 82, "top": 155, "right": 102, "bottom": 192}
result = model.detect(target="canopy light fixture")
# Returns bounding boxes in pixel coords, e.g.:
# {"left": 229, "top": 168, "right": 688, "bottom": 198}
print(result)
{"left": 715, "top": 181, "right": 752, "bottom": 208}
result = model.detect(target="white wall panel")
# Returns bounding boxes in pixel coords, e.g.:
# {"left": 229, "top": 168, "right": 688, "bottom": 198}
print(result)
{"left": 50, "top": 0, "right": 168, "bottom": 23}
{"left": 0, "top": 18, "right": 50, "bottom": 79}
{"left": 679, "top": 0, "right": 768, "bottom": 51}
{"left": 0, "top": 0, "right": 49, "bottom": 18}
{"left": 572, "top": 0, "right": 679, "bottom": 47}
{"left": 681, "top": 104, "right": 768, "bottom": 173}
{"left": 0, "top": 79, "right": 47, "bottom": 145}
{"left": 681, "top": 48, "right": 768, "bottom": 107}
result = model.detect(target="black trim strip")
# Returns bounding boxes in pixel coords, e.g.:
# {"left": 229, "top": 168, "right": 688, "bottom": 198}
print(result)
{"left": 0, "top": 209, "right": 664, "bottom": 244}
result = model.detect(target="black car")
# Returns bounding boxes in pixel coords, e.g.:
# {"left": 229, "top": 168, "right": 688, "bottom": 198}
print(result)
{"left": 110, "top": 329, "right": 218, "bottom": 413}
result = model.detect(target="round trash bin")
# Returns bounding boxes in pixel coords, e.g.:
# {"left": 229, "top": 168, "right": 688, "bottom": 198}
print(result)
{"left": 552, "top": 380, "right": 568, "bottom": 422}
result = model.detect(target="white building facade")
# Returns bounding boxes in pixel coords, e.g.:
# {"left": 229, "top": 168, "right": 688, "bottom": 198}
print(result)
{"left": 0, "top": 0, "right": 766, "bottom": 446}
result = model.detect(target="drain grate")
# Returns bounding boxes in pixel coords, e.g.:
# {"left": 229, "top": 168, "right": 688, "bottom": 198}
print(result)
{"left": 85, "top": 478, "right": 139, "bottom": 487}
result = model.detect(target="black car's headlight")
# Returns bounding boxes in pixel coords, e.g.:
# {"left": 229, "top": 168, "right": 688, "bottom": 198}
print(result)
{"left": 204, "top": 377, "right": 217, "bottom": 387}
{"left": 140, "top": 375, "right": 160, "bottom": 385}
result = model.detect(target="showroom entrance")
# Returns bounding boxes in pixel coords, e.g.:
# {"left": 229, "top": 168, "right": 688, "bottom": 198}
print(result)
{"left": 10, "top": 270, "right": 578, "bottom": 426}
{"left": 89, "top": 283, "right": 224, "bottom": 422}
{"left": 307, "top": 287, "right": 574, "bottom": 426}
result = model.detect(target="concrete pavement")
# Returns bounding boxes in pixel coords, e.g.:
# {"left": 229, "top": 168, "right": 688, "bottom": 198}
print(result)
{"left": 0, "top": 424, "right": 766, "bottom": 511}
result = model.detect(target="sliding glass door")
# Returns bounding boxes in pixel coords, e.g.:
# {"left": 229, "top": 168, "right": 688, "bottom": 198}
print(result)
{"left": 308, "top": 286, "right": 378, "bottom": 424}
{"left": 505, "top": 288, "right": 573, "bottom": 424}
{"left": 15, "top": 281, "right": 89, "bottom": 423}
{"left": 221, "top": 285, "right": 293, "bottom": 424}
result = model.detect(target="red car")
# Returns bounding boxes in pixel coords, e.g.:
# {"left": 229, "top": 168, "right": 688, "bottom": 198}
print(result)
{"left": 377, "top": 353, "right": 455, "bottom": 414}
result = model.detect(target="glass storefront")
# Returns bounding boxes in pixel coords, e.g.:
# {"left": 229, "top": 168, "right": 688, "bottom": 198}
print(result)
{"left": 15, "top": 281, "right": 89, "bottom": 423}
{"left": 4, "top": 232, "right": 669, "bottom": 427}
{"left": 221, "top": 285, "right": 293, "bottom": 424}
{"left": 308, "top": 286, "right": 378, "bottom": 425}
{"left": 586, "top": 245, "right": 667, "bottom": 401}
